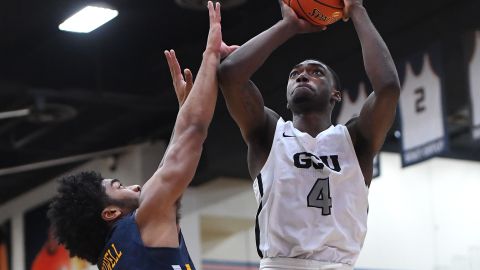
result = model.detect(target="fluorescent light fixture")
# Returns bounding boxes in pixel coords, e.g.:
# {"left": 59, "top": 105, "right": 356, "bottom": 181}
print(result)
{"left": 59, "top": 6, "right": 118, "bottom": 33}
{"left": 0, "top": 109, "right": 30, "bottom": 120}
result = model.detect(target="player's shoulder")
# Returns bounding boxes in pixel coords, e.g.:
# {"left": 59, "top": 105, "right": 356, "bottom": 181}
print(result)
{"left": 264, "top": 107, "right": 281, "bottom": 123}
{"left": 111, "top": 212, "right": 136, "bottom": 234}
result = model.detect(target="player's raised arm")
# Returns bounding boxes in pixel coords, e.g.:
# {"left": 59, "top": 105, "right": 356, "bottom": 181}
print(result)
{"left": 136, "top": 1, "right": 222, "bottom": 230}
{"left": 218, "top": 1, "right": 325, "bottom": 177}
{"left": 345, "top": 0, "right": 401, "bottom": 157}
{"left": 157, "top": 49, "right": 193, "bottom": 169}
{"left": 219, "top": 2, "right": 324, "bottom": 140}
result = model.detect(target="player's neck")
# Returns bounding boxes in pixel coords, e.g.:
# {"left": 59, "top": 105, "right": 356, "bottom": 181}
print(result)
{"left": 292, "top": 112, "right": 332, "bottom": 137}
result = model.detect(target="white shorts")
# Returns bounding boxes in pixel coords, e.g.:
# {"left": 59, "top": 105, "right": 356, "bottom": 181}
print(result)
{"left": 260, "top": 257, "right": 353, "bottom": 270}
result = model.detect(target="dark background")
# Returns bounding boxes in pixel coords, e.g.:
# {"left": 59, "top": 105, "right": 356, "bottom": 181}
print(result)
{"left": 24, "top": 203, "right": 49, "bottom": 269}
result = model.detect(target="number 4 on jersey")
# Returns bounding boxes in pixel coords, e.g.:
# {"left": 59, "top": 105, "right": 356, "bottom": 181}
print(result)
{"left": 307, "top": 178, "right": 332, "bottom": 215}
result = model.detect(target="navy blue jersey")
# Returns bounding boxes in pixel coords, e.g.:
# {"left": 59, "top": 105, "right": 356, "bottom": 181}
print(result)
{"left": 98, "top": 212, "right": 196, "bottom": 270}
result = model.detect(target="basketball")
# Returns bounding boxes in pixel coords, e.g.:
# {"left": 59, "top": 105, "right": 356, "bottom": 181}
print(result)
{"left": 282, "top": 0, "right": 344, "bottom": 26}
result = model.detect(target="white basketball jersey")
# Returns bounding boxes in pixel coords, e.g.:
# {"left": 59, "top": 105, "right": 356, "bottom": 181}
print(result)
{"left": 253, "top": 118, "right": 368, "bottom": 267}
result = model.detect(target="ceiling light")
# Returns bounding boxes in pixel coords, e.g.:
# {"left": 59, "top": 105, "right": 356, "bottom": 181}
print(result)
{"left": 59, "top": 6, "right": 118, "bottom": 33}
{"left": 0, "top": 109, "right": 30, "bottom": 120}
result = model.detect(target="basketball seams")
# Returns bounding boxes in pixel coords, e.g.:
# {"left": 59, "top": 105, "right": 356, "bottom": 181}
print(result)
{"left": 312, "top": 0, "right": 343, "bottom": 9}
{"left": 295, "top": 0, "right": 323, "bottom": 26}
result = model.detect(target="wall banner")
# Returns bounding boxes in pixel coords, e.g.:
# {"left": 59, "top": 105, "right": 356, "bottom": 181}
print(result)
{"left": 468, "top": 31, "right": 480, "bottom": 140}
{"left": 399, "top": 51, "right": 448, "bottom": 167}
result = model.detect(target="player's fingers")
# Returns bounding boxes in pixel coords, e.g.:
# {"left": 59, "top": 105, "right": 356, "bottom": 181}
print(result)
{"left": 278, "top": 1, "right": 286, "bottom": 13}
{"left": 184, "top": 69, "right": 193, "bottom": 90}
{"left": 164, "top": 50, "right": 176, "bottom": 81}
{"left": 184, "top": 69, "right": 193, "bottom": 97}
{"left": 170, "top": 50, "right": 184, "bottom": 81}
{"left": 208, "top": 1, "right": 214, "bottom": 25}
{"left": 164, "top": 50, "right": 172, "bottom": 67}
{"left": 226, "top": 45, "right": 240, "bottom": 57}
{"left": 216, "top": 2, "right": 221, "bottom": 23}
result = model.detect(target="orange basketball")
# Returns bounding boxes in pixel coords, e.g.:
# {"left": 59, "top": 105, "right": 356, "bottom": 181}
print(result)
{"left": 282, "top": 0, "right": 344, "bottom": 26}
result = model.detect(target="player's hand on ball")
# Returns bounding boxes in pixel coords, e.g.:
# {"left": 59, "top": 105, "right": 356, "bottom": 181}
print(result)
{"left": 278, "top": 0, "right": 326, "bottom": 33}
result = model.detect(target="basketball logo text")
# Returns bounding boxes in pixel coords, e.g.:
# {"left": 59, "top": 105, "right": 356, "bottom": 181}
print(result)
{"left": 308, "top": 9, "right": 341, "bottom": 24}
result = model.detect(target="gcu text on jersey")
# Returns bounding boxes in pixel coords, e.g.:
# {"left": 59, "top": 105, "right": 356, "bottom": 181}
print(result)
{"left": 293, "top": 152, "right": 341, "bottom": 172}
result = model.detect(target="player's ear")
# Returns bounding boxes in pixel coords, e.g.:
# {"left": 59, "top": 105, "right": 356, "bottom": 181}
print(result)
{"left": 101, "top": 206, "right": 122, "bottom": 222}
{"left": 332, "top": 89, "right": 341, "bottom": 103}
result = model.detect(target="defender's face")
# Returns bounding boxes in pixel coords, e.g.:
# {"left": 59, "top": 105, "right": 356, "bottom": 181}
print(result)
{"left": 286, "top": 60, "right": 335, "bottom": 110}
{"left": 102, "top": 178, "right": 141, "bottom": 210}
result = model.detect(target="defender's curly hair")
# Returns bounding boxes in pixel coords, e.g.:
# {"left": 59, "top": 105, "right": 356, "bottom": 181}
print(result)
{"left": 48, "top": 171, "right": 110, "bottom": 264}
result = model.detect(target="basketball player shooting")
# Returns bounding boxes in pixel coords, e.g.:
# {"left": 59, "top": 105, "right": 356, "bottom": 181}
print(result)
{"left": 47, "top": 2, "right": 235, "bottom": 269}
{"left": 218, "top": 0, "right": 400, "bottom": 269}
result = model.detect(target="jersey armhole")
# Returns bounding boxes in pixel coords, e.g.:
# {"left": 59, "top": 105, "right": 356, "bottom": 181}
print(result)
{"left": 342, "top": 125, "right": 369, "bottom": 192}
{"left": 254, "top": 117, "right": 284, "bottom": 181}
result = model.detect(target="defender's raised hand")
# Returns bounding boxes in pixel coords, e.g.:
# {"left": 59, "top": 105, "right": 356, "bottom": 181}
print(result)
{"left": 205, "top": 1, "right": 223, "bottom": 56}
{"left": 164, "top": 49, "right": 193, "bottom": 107}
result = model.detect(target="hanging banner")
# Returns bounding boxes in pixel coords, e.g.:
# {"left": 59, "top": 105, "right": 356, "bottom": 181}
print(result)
{"left": 468, "top": 31, "right": 480, "bottom": 140}
{"left": 337, "top": 82, "right": 369, "bottom": 125}
{"left": 336, "top": 82, "right": 380, "bottom": 178}
{"left": 399, "top": 52, "right": 447, "bottom": 167}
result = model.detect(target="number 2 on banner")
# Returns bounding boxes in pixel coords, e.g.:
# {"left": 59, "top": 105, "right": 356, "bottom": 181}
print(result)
{"left": 307, "top": 178, "right": 332, "bottom": 215}
{"left": 414, "top": 87, "right": 426, "bottom": 113}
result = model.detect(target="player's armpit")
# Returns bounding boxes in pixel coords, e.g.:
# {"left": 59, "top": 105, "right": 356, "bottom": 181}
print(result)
{"left": 354, "top": 88, "right": 399, "bottom": 154}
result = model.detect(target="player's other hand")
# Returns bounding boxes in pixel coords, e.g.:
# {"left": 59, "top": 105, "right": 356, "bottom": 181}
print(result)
{"left": 342, "top": 0, "right": 364, "bottom": 20}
